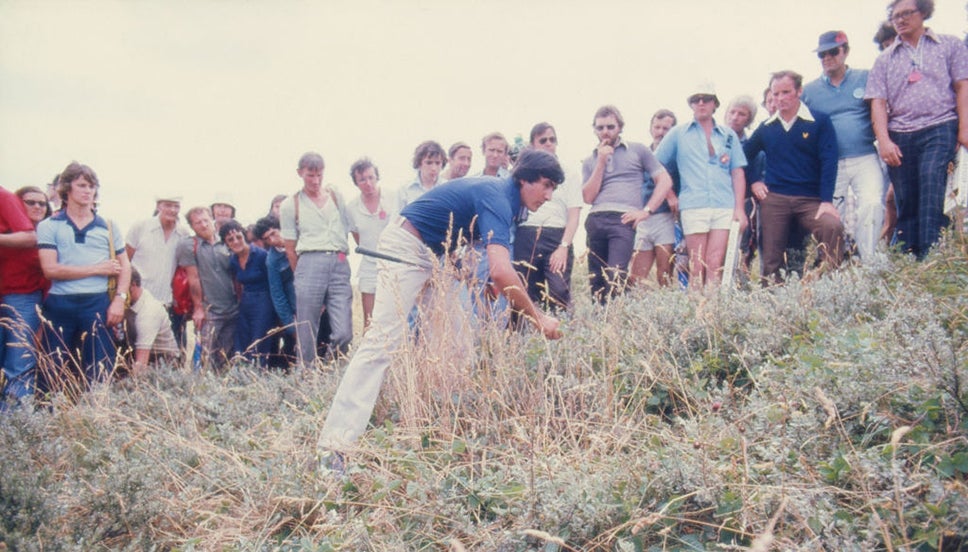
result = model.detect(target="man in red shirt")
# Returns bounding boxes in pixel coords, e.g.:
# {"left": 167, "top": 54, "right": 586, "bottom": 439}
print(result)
{"left": 0, "top": 185, "right": 47, "bottom": 406}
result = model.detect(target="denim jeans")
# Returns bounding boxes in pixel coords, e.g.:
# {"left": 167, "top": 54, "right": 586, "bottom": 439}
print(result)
{"left": 40, "top": 292, "right": 115, "bottom": 392}
{"left": 1, "top": 291, "right": 43, "bottom": 402}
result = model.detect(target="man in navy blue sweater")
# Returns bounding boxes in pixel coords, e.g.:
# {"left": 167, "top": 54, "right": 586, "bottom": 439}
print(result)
{"left": 744, "top": 70, "right": 845, "bottom": 283}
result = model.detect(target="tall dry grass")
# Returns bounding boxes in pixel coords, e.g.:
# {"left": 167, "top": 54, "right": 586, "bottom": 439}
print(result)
{"left": 0, "top": 230, "right": 966, "bottom": 550}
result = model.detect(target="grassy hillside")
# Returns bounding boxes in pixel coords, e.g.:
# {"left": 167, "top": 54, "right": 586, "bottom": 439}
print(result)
{"left": 1, "top": 232, "right": 967, "bottom": 551}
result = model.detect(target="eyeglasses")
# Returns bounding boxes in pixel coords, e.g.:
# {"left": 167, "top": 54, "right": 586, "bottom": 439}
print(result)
{"left": 23, "top": 200, "right": 48, "bottom": 207}
{"left": 890, "top": 8, "right": 919, "bottom": 22}
{"left": 594, "top": 124, "right": 617, "bottom": 132}
{"left": 690, "top": 95, "right": 717, "bottom": 104}
{"left": 538, "top": 136, "right": 557, "bottom": 145}
{"left": 817, "top": 47, "right": 842, "bottom": 59}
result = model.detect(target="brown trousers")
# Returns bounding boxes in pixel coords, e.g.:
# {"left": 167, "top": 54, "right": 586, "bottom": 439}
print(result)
{"left": 759, "top": 193, "right": 844, "bottom": 283}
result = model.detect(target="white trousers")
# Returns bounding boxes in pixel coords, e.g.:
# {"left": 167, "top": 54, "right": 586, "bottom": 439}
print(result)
{"left": 834, "top": 153, "right": 887, "bottom": 262}
{"left": 317, "top": 219, "right": 435, "bottom": 451}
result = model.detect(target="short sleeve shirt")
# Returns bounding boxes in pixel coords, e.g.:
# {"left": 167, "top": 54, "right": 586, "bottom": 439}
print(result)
{"left": 865, "top": 30, "right": 968, "bottom": 132}
{"left": 582, "top": 141, "right": 666, "bottom": 214}
{"left": 346, "top": 193, "right": 391, "bottom": 275}
{"left": 37, "top": 211, "right": 125, "bottom": 295}
{"left": 279, "top": 188, "right": 350, "bottom": 253}
{"left": 401, "top": 176, "right": 521, "bottom": 257}
{"left": 126, "top": 216, "right": 191, "bottom": 303}
{"left": 654, "top": 121, "right": 747, "bottom": 211}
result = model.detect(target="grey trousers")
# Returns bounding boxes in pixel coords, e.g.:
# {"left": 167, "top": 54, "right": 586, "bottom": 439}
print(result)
{"left": 294, "top": 251, "right": 353, "bottom": 366}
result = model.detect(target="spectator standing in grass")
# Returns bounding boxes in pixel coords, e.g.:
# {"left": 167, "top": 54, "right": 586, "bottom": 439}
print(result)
{"left": 514, "top": 122, "right": 582, "bottom": 310}
{"left": 176, "top": 206, "right": 238, "bottom": 368}
{"left": 865, "top": 0, "right": 968, "bottom": 259}
{"left": 346, "top": 158, "right": 390, "bottom": 327}
{"left": 37, "top": 162, "right": 131, "bottom": 390}
{"left": 629, "top": 109, "right": 679, "bottom": 288}
{"left": 125, "top": 194, "right": 191, "bottom": 348}
{"left": 743, "top": 70, "right": 845, "bottom": 283}
{"left": 582, "top": 105, "right": 672, "bottom": 302}
{"left": 221, "top": 219, "right": 275, "bottom": 365}
{"left": 280, "top": 152, "right": 352, "bottom": 366}
{"left": 0, "top": 186, "right": 47, "bottom": 405}
{"left": 316, "top": 149, "right": 565, "bottom": 473}
{"left": 654, "top": 85, "right": 748, "bottom": 289}
{"left": 253, "top": 216, "right": 296, "bottom": 367}
{"left": 802, "top": 31, "right": 887, "bottom": 264}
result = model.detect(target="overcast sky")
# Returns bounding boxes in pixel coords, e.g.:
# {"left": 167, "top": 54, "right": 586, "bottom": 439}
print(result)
{"left": 1, "top": 0, "right": 965, "bottom": 241}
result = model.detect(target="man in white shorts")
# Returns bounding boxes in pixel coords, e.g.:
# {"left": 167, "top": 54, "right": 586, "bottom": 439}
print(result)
{"left": 655, "top": 84, "right": 748, "bottom": 290}
{"left": 630, "top": 109, "right": 678, "bottom": 287}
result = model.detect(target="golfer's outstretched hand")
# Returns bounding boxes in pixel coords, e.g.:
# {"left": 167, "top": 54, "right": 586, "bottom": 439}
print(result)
{"left": 537, "top": 313, "right": 562, "bottom": 340}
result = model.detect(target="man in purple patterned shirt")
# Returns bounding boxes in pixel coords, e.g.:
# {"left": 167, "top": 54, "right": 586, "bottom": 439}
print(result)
{"left": 865, "top": 0, "right": 968, "bottom": 258}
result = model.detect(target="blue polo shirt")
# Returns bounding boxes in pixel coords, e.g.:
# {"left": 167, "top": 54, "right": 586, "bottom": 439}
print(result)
{"left": 802, "top": 68, "right": 876, "bottom": 159}
{"left": 401, "top": 176, "right": 523, "bottom": 257}
{"left": 655, "top": 120, "right": 747, "bottom": 211}
{"left": 37, "top": 211, "right": 125, "bottom": 295}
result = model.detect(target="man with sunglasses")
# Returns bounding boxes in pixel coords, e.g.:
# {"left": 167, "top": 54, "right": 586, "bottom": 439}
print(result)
{"left": 0, "top": 186, "right": 45, "bottom": 406}
{"left": 513, "top": 122, "right": 582, "bottom": 311}
{"left": 865, "top": 0, "right": 968, "bottom": 259}
{"left": 582, "top": 105, "right": 672, "bottom": 303}
{"left": 803, "top": 31, "right": 886, "bottom": 265}
{"left": 653, "top": 85, "right": 748, "bottom": 290}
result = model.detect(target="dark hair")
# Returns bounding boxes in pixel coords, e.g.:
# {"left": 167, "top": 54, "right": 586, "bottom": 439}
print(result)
{"left": 888, "top": 0, "right": 933, "bottom": 19}
{"left": 218, "top": 219, "right": 245, "bottom": 242}
{"left": 57, "top": 162, "right": 99, "bottom": 205}
{"left": 592, "top": 105, "right": 625, "bottom": 129}
{"left": 412, "top": 141, "right": 447, "bottom": 169}
{"left": 252, "top": 216, "right": 280, "bottom": 241}
{"left": 770, "top": 70, "right": 804, "bottom": 91}
{"left": 874, "top": 20, "right": 898, "bottom": 49}
{"left": 448, "top": 142, "right": 471, "bottom": 159}
{"left": 130, "top": 265, "right": 142, "bottom": 287}
{"left": 15, "top": 185, "right": 53, "bottom": 218}
{"left": 529, "top": 122, "right": 556, "bottom": 145}
{"left": 511, "top": 149, "right": 564, "bottom": 188}
{"left": 350, "top": 157, "right": 380, "bottom": 184}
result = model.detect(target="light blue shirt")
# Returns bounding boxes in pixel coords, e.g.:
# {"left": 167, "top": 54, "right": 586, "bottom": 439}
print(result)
{"left": 37, "top": 211, "right": 126, "bottom": 295}
{"left": 655, "top": 120, "right": 746, "bottom": 211}
{"left": 802, "top": 67, "right": 876, "bottom": 159}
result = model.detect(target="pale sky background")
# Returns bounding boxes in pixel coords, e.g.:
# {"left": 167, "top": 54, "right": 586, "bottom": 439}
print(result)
{"left": 1, "top": 0, "right": 966, "bottom": 258}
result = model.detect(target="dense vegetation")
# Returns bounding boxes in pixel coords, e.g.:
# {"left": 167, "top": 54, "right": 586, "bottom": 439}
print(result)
{"left": 1, "top": 231, "right": 967, "bottom": 551}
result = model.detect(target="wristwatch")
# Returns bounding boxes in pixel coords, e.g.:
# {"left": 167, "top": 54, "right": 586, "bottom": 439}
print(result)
{"left": 643, "top": 206, "right": 653, "bottom": 215}
{"left": 116, "top": 292, "right": 128, "bottom": 301}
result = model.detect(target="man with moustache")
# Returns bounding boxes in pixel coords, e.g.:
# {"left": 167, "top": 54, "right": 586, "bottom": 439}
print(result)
{"left": 582, "top": 105, "right": 672, "bottom": 302}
